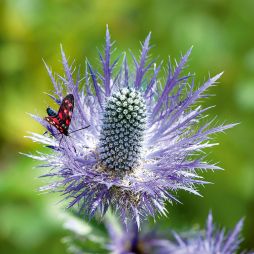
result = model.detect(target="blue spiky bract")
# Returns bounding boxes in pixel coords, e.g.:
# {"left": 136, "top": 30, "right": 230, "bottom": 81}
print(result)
{"left": 26, "top": 26, "right": 235, "bottom": 227}
{"left": 164, "top": 213, "right": 254, "bottom": 254}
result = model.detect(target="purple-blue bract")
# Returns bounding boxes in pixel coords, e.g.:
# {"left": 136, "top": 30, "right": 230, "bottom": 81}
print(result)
{"left": 163, "top": 213, "right": 253, "bottom": 254}
{"left": 26, "top": 26, "right": 235, "bottom": 227}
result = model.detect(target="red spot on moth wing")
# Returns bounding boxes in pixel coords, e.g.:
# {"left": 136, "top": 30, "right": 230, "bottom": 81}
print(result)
{"left": 64, "top": 103, "right": 73, "bottom": 113}
{"left": 51, "top": 117, "right": 59, "bottom": 125}
{"left": 66, "top": 119, "right": 70, "bottom": 125}
{"left": 59, "top": 112, "right": 63, "bottom": 119}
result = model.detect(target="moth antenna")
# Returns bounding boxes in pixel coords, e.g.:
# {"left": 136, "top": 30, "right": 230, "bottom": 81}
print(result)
{"left": 68, "top": 125, "right": 90, "bottom": 134}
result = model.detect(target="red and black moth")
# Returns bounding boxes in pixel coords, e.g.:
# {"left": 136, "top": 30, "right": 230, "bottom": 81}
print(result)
{"left": 45, "top": 94, "right": 89, "bottom": 137}
{"left": 45, "top": 94, "right": 75, "bottom": 136}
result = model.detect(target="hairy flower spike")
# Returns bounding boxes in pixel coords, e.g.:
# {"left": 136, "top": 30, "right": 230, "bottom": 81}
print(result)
{"left": 26, "top": 27, "right": 236, "bottom": 227}
{"left": 99, "top": 88, "right": 146, "bottom": 170}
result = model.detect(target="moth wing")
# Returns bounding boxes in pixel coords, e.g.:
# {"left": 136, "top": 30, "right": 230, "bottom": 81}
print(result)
{"left": 57, "top": 94, "right": 74, "bottom": 128}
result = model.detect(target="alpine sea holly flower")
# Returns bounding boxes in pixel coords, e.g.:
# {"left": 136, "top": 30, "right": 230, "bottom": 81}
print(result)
{"left": 26, "top": 26, "right": 235, "bottom": 227}
{"left": 64, "top": 212, "right": 253, "bottom": 254}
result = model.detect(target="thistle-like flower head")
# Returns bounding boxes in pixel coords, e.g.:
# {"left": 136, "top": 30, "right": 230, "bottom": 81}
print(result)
{"left": 107, "top": 213, "right": 254, "bottom": 254}
{"left": 64, "top": 213, "right": 253, "bottom": 254}
{"left": 27, "top": 26, "right": 235, "bottom": 227}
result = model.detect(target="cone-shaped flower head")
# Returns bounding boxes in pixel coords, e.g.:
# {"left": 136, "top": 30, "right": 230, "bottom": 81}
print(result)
{"left": 26, "top": 27, "right": 235, "bottom": 227}
{"left": 99, "top": 88, "right": 146, "bottom": 170}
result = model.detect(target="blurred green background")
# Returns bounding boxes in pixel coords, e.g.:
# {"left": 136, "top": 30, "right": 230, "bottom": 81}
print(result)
{"left": 1, "top": 0, "right": 254, "bottom": 253}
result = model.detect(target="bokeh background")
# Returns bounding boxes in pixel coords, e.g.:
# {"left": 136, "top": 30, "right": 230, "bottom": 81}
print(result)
{"left": 1, "top": 0, "right": 254, "bottom": 253}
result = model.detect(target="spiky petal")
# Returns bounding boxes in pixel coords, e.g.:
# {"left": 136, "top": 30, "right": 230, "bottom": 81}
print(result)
{"left": 163, "top": 213, "right": 254, "bottom": 254}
